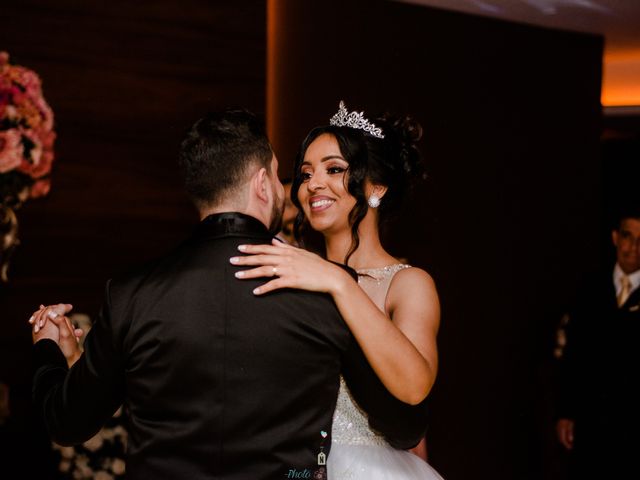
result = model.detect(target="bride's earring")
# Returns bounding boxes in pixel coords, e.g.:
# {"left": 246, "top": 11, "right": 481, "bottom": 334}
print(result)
{"left": 367, "top": 194, "right": 381, "bottom": 208}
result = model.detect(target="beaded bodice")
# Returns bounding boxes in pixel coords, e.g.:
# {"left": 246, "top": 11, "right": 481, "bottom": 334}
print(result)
{"left": 331, "top": 264, "right": 411, "bottom": 446}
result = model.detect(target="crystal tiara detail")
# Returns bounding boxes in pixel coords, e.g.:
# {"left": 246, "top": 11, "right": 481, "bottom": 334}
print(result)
{"left": 329, "top": 101, "right": 385, "bottom": 139}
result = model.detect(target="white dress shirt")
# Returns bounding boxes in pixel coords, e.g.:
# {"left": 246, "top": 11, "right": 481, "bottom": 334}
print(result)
{"left": 613, "top": 263, "right": 640, "bottom": 298}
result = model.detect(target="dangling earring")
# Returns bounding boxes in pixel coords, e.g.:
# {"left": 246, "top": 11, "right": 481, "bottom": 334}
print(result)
{"left": 367, "top": 194, "right": 381, "bottom": 208}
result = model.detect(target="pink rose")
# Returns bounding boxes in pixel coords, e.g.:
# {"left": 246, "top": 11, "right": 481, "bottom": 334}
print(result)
{"left": 17, "top": 69, "right": 41, "bottom": 95}
{"left": 0, "top": 129, "right": 23, "bottom": 173}
{"left": 33, "top": 96, "right": 54, "bottom": 131}
{"left": 17, "top": 129, "right": 55, "bottom": 178}
{"left": 0, "top": 88, "right": 10, "bottom": 107}
{"left": 40, "top": 129, "right": 56, "bottom": 149}
{"left": 29, "top": 178, "right": 51, "bottom": 198}
{"left": 1, "top": 52, "right": 57, "bottom": 200}
{"left": 29, "top": 149, "right": 54, "bottom": 178}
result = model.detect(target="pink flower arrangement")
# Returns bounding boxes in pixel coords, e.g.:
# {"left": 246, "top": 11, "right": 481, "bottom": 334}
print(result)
{"left": 0, "top": 51, "right": 56, "bottom": 204}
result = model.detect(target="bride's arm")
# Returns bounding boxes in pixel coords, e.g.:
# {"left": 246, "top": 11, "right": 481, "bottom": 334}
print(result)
{"left": 231, "top": 240, "right": 439, "bottom": 405}
{"left": 330, "top": 265, "right": 439, "bottom": 405}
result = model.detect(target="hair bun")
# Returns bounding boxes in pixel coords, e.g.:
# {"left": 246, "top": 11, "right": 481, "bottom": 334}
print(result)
{"left": 375, "top": 113, "right": 425, "bottom": 180}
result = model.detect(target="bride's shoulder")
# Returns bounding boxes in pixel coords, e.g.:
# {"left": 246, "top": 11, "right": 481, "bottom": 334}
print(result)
{"left": 388, "top": 265, "right": 438, "bottom": 303}
{"left": 386, "top": 266, "right": 439, "bottom": 322}
{"left": 392, "top": 265, "right": 435, "bottom": 287}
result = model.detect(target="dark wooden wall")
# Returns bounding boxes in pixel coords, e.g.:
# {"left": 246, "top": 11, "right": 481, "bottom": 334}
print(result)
{"left": 269, "top": 1, "right": 603, "bottom": 479}
{"left": 0, "top": 1, "right": 266, "bottom": 472}
{"left": 1, "top": 0, "right": 608, "bottom": 478}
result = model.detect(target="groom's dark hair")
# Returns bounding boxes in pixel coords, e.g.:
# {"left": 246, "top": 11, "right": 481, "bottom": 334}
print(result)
{"left": 179, "top": 109, "right": 273, "bottom": 209}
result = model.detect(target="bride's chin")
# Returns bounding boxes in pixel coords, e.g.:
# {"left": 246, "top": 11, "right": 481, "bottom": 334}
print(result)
{"left": 308, "top": 219, "right": 330, "bottom": 232}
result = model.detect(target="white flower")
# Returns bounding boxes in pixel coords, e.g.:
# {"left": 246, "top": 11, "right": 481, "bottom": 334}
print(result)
{"left": 59, "top": 445, "right": 76, "bottom": 459}
{"left": 83, "top": 432, "right": 104, "bottom": 452}
{"left": 111, "top": 458, "right": 126, "bottom": 475}
{"left": 73, "top": 454, "right": 93, "bottom": 479}
{"left": 58, "top": 459, "right": 71, "bottom": 473}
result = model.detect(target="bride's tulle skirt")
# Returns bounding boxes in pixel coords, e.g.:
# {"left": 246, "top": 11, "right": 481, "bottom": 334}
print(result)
{"left": 328, "top": 443, "right": 444, "bottom": 479}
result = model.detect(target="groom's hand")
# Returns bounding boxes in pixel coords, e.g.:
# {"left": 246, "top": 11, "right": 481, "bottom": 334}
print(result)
{"left": 29, "top": 303, "right": 74, "bottom": 333}
{"left": 31, "top": 312, "right": 61, "bottom": 345}
{"left": 29, "top": 304, "right": 83, "bottom": 367}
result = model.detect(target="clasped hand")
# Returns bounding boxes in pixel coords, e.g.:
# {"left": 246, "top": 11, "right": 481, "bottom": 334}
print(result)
{"left": 230, "top": 239, "right": 350, "bottom": 295}
{"left": 28, "top": 303, "right": 83, "bottom": 367}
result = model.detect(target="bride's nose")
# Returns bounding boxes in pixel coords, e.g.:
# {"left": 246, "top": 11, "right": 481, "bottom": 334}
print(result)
{"left": 307, "top": 175, "right": 325, "bottom": 192}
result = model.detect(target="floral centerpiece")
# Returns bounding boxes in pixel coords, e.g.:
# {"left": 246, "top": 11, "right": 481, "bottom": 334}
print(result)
{"left": 0, "top": 51, "right": 56, "bottom": 282}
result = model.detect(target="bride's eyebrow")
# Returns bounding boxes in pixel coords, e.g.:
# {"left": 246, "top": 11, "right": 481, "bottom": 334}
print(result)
{"left": 301, "top": 155, "right": 346, "bottom": 166}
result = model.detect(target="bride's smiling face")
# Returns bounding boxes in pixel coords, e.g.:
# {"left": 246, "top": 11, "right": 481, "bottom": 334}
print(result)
{"left": 297, "top": 133, "right": 356, "bottom": 235}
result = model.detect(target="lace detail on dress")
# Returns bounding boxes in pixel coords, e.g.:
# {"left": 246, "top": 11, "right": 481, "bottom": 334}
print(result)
{"left": 356, "top": 264, "right": 411, "bottom": 283}
{"left": 332, "top": 263, "right": 412, "bottom": 447}
{"left": 332, "top": 377, "right": 388, "bottom": 446}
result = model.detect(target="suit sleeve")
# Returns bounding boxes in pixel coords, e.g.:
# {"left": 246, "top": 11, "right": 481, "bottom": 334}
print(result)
{"left": 341, "top": 341, "right": 428, "bottom": 450}
{"left": 556, "top": 315, "right": 578, "bottom": 419}
{"left": 32, "top": 280, "right": 126, "bottom": 445}
{"left": 555, "top": 277, "right": 593, "bottom": 420}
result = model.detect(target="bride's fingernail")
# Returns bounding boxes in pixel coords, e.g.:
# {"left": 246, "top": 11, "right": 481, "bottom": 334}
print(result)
{"left": 238, "top": 245, "right": 247, "bottom": 252}
{"left": 253, "top": 287, "right": 261, "bottom": 295}
{"left": 48, "top": 311, "right": 59, "bottom": 319}
{"left": 235, "top": 271, "right": 245, "bottom": 278}
{"left": 28, "top": 316, "right": 34, "bottom": 324}
{"left": 34, "top": 325, "right": 39, "bottom": 333}
{"left": 229, "top": 257, "right": 239, "bottom": 264}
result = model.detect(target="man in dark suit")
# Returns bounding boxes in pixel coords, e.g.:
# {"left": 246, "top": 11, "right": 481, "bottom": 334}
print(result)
{"left": 30, "top": 110, "right": 427, "bottom": 480}
{"left": 556, "top": 209, "right": 640, "bottom": 478}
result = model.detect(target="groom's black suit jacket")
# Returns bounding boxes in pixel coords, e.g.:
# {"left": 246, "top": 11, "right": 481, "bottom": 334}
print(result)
{"left": 33, "top": 212, "right": 427, "bottom": 480}
{"left": 556, "top": 268, "right": 640, "bottom": 473}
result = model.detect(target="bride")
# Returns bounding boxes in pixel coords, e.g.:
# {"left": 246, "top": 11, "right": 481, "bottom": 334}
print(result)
{"left": 231, "top": 101, "right": 444, "bottom": 479}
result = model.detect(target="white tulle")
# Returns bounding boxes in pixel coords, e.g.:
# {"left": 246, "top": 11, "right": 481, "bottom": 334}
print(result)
{"left": 328, "top": 377, "right": 444, "bottom": 480}
{"left": 328, "top": 443, "right": 444, "bottom": 480}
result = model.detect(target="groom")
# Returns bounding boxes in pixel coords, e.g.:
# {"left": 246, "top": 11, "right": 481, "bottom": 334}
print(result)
{"left": 31, "top": 110, "right": 428, "bottom": 480}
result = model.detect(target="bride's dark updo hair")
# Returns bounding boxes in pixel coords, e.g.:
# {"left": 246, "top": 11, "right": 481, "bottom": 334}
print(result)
{"left": 291, "top": 109, "right": 425, "bottom": 264}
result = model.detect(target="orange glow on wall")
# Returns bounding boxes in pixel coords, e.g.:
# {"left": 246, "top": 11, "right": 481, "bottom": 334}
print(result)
{"left": 267, "top": 0, "right": 278, "bottom": 144}
{"left": 602, "top": 50, "right": 640, "bottom": 106}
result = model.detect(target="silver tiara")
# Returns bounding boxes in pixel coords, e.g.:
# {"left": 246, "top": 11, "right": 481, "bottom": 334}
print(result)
{"left": 329, "top": 101, "right": 384, "bottom": 139}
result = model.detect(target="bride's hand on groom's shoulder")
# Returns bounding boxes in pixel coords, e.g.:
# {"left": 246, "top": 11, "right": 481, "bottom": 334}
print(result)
{"left": 229, "top": 239, "right": 351, "bottom": 296}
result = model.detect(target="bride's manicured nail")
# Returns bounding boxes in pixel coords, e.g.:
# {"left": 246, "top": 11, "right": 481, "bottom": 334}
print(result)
{"left": 229, "top": 257, "right": 239, "bottom": 264}
{"left": 235, "top": 271, "right": 245, "bottom": 278}
{"left": 253, "top": 287, "right": 261, "bottom": 295}
{"left": 34, "top": 325, "right": 39, "bottom": 333}
{"left": 28, "top": 316, "right": 34, "bottom": 324}
{"left": 238, "top": 245, "right": 247, "bottom": 252}
{"left": 48, "top": 311, "right": 59, "bottom": 319}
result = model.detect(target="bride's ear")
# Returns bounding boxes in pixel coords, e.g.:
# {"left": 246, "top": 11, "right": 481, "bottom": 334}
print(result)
{"left": 368, "top": 184, "right": 388, "bottom": 200}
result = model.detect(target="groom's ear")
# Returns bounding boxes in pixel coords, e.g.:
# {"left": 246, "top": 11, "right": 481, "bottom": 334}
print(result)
{"left": 252, "top": 167, "right": 270, "bottom": 203}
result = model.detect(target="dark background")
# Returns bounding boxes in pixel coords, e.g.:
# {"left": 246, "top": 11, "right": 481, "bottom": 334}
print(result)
{"left": 1, "top": 1, "right": 637, "bottom": 479}
{"left": 0, "top": 0, "right": 266, "bottom": 476}
{"left": 270, "top": 1, "right": 603, "bottom": 478}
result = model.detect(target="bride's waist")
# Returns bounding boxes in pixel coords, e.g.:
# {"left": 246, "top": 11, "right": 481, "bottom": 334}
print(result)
{"left": 331, "top": 422, "right": 389, "bottom": 446}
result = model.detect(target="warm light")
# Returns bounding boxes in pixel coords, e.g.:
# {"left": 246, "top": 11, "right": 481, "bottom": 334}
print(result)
{"left": 602, "top": 49, "right": 640, "bottom": 107}
{"left": 267, "top": 0, "right": 278, "bottom": 143}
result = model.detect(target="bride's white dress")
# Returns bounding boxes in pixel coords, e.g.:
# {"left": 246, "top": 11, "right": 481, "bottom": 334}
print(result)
{"left": 327, "top": 264, "right": 444, "bottom": 480}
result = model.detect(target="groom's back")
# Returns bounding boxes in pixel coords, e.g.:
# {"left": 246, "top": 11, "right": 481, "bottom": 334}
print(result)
{"left": 110, "top": 219, "right": 350, "bottom": 479}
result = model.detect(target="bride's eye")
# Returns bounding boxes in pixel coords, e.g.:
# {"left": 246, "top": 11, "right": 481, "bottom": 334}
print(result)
{"left": 300, "top": 171, "right": 312, "bottom": 181}
{"left": 327, "top": 166, "right": 346, "bottom": 175}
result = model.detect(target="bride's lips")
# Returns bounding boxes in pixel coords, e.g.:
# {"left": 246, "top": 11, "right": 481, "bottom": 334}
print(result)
{"left": 309, "top": 195, "right": 335, "bottom": 213}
